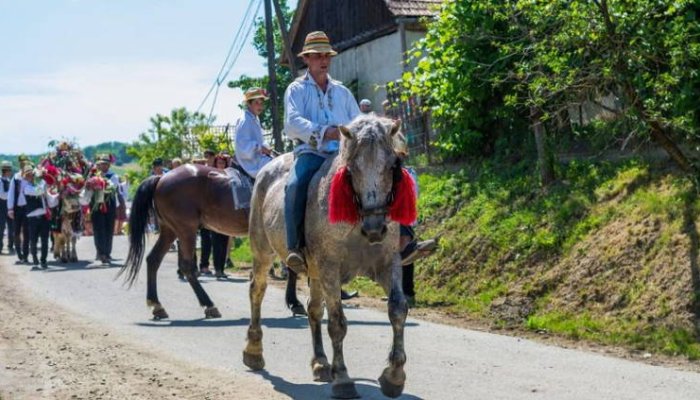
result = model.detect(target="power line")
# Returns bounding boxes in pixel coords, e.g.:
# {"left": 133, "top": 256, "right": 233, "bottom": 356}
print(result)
{"left": 195, "top": 0, "right": 261, "bottom": 116}
{"left": 207, "top": 0, "right": 263, "bottom": 122}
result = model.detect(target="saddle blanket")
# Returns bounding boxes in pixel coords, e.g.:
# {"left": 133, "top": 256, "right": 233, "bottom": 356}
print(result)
{"left": 223, "top": 167, "right": 254, "bottom": 210}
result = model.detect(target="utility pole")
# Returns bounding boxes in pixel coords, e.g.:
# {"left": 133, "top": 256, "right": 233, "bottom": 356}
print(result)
{"left": 264, "top": 0, "right": 282, "bottom": 151}
{"left": 272, "top": 0, "right": 297, "bottom": 77}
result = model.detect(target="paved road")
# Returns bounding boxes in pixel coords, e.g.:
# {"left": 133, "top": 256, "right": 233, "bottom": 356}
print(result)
{"left": 3, "top": 235, "right": 700, "bottom": 400}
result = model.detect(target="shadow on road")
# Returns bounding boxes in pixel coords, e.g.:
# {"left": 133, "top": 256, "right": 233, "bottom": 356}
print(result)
{"left": 134, "top": 316, "right": 309, "bottom": 329}
{"left": 134, "top": 316, "right": 418, "bottom": 329}
{"left": 253, "top": 369, "right": 423, "bottom": 400}
{"left": 38, "top": 260, "right": 123, "bottom": 272}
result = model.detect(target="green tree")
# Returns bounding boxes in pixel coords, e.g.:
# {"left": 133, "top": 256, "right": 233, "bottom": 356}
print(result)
{"left": 127, "top": 107, "right": 216, "bottom": 180}
{"left": 228, "top": 0, "right": 294, "bottom": 133}
{"left": 405, "top": 1, "right": 700, "bottom": 180}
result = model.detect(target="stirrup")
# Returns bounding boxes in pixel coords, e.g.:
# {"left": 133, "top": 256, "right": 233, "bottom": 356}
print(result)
{"left": 401, "top": 237, "right": 439, "bottom": 266}
{"left": 285, "top": 251, "right": 307, "bottom": 274}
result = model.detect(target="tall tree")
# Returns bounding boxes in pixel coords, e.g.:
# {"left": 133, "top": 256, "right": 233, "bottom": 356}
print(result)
{"left": 405, "top": 1, "right": 700, "bottom": 180}
{"left": 228, "top": 0, "right": 294, "bottom": 145}
{"left": 127, "top": 107, "right": 218, "bottom": 179}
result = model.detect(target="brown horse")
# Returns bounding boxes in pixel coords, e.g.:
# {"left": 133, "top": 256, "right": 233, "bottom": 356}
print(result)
{"left": 119, "top": 164, "right": 304, "bottom": 320}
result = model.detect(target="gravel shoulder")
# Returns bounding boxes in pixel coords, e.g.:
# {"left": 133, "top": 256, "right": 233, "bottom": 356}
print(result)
{"left": 0, "top": 260, "right": 283, "bottom": 400}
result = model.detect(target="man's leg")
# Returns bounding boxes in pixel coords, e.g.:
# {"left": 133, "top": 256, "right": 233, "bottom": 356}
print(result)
{"left": 0, "top": 199, "right": 7, "bottom": 252}
{"left": 27, "top": 216, "right": 40, "bottom": 266}
{"left": 92, "top": 210, "right": 105, "bottom": 260}
{"left": 284, "top": 153, "right": 325, "bottom": 269}
{"left": 14, "top": 207, "right": 28, "bottom": 262}
{"left": 39, "top": 218, "right": 50, "bottom": 268}
{"left": 199, "top": 228, "right": 212, "bottom": 273}
{"left": 104, "top": 203, "right": 116, "bottom": 259}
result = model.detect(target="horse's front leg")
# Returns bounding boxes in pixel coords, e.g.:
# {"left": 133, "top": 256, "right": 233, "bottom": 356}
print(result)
{"left": 243, "top": 254, "right": 271, "bottom": 370}
{"left": 378, "top": 255, "right": 408, "bottom": 398}
{"left": 323, "top": 277, "right": 358, "bottom": 399}
{"left": 308, "top": 278, "right": 331, "bottom": 382}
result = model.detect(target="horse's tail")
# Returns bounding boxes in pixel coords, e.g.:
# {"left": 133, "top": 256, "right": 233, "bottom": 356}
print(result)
{"left": 118, "top": 175, "right": 160, "bottom": 287}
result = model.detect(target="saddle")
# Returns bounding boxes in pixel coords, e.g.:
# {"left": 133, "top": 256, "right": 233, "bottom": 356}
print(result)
{"left": 209, "top": 165, "right": 254, "bottom": 210}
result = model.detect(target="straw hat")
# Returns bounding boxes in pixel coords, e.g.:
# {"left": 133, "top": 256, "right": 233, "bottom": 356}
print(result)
{"left": 1, "top": 161, "right": 12, "bottom": 171}
{"left": 95, "top": 154, "right": 111, "bottom": 165}
{"left": 21, "top": 164, "right": 35, "bottom": 177}
{"left": 243, "top": 87, "right": 269, "bottom": 103}
{"left": 297, "top": 31, "right": 337, "bottom": 57}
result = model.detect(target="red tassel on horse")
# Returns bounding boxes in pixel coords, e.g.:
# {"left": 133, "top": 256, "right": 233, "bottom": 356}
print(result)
{"left": 389, "top": 168, "right": 417, "bottom": 225}
{"left": 329, "top": 167, "right": 360, "bottom": 224}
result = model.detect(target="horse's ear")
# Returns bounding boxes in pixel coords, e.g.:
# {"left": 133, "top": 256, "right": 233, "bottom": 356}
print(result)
{"left": 390, "top": 119, "right": 402, "bottom": 136}
{"left": 339, "top": 125, "right": 353, "bottom": 140}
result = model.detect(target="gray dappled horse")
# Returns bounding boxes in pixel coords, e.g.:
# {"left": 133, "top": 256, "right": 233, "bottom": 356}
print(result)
{"left": 244, "top": 115, "right": 411, "bottom": 398}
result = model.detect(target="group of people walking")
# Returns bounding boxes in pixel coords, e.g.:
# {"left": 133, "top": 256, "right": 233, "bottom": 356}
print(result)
{"left": 0, "top": 151, "right": 125, "bottom": 269}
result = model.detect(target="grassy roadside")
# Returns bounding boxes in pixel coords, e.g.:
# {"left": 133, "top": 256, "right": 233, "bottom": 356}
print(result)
{"left": 230, "top": 158, "right": 700, "bottom": 360}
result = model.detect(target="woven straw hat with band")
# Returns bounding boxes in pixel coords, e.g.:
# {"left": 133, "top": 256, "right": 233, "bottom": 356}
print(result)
{"left": 297, "top": 31, "right": 337, "bottom": 57}
{"left": 243, "top": 87, "right": 269, "bottom": 103}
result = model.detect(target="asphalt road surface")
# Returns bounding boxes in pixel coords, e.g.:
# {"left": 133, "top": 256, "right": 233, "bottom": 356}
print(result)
{"left": 2, "top": 235, "right": 700, "bottom": 400}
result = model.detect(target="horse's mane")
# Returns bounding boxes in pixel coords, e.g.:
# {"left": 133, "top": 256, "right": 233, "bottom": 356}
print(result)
{"left": 339, "top": 115, "right": 394, "bottom": 165}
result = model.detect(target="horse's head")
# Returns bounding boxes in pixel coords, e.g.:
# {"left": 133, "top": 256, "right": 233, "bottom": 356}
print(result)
{"left": 337, "top": 115, "right": 402, "bottom": 244}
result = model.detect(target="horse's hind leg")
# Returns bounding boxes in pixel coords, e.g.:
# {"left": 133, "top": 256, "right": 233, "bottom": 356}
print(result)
{"left": 322, "top": 275, "right": 359, "bottom": 399}
{"left": 178, "top": 231, "right": 220, "bottom": 318}
{"left": 243, "top": 251, "right": 273, "bottom": 371}
{"left": 308, "top": 278, "right": 331, "bottom": 382}
{"left": 377, "top": 255, "right": 408, "bottom": 398}
{"left": 145, "top": 228, "right": 175, "bottom": 320}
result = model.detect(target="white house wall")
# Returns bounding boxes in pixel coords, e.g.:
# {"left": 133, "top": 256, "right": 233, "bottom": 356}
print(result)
{"left": 324, "top": 30, "right": 425, "bottom": 114}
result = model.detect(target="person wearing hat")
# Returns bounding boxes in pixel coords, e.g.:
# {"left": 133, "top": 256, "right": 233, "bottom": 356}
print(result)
{"left": 0, "top": 161, "right": 15, "bottom": 254}
{"left": 22, "top": 165, "right": 58, "bottom": 269}
{"left": 203, "top": 149, "right": 216, "bottom": 167}
{"left": 7, "top": 155, "right": 32, "bottom": 263}
{"left": 91, "top": 154, "right": 124, "bottom": 263}
{"left": 151, "top": 158, "right": 169, "bottom": 176}
{"left": 234, "top": 87, "right": 274, "bottom": 179}
{"left": 283, "top": 31, "right": 361, "bottom": 270}
{"left": 359, "top": 98, "right": 373, "bottom": 114}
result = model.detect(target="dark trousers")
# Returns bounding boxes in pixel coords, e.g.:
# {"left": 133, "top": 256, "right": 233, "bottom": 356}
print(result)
{"left": 0, "top": 199, "right": 14, "bottom": 251}
{"left": 13, "top": 206, "right": 29, "bottom": 260}
{"left": 28, "top": 215, "right": 50, "bottom": 264}
{"left": 211, "top": 232, "right": 229, "bottom": 273}
{"left": 403, "top": 263, "right": 415, "bottom": 297}
{"left": 92, "top": 202, "right": 116, "bottom": 258}
{"left": 199, "top": 228, "right": 213, "bottom": 269}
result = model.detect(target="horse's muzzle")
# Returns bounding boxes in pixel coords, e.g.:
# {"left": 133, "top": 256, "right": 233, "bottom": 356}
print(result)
{"left": 360, "top": 214, "right": 388, "bottom": 244}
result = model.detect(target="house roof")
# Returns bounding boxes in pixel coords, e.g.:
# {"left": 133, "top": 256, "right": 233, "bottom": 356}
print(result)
{"left": 283, "top": 0, "right": 442, "bottom": 66}
{"left": 385, "top": 0, "right": 442, "bottom": 16}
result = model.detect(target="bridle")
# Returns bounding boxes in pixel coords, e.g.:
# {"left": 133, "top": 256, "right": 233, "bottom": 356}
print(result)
{"left": 345, "top": 158, "right": 403, "bottom": 218}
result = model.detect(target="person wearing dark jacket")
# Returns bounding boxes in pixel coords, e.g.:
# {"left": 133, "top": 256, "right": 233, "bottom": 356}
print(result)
{"left": 0, "top": 161, "right": 15, "bottom": 254}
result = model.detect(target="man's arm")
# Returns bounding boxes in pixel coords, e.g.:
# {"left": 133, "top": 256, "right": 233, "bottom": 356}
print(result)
{"left": 7, "top": 178, "right": 15, "bottom": 214}
{"left": 110, "top": 174, "right": 124, "bottom": 207}
{"left": 284, "top": 84, "right": 330, "bottom": 147}
{"left": 235, "top": 119, "right": 261, "bottom": 161}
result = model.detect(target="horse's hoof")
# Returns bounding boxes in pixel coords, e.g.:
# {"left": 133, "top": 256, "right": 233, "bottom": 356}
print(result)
{"left": 242, "top": 351, "right": 265, "bottom": 370}
{"left": 152, "top": 308, "right": 169, "bottom": 320}
{"left": 378, "top": 367, "right": 405, "bottom": 398}
{"left": 288, "top": 302, "right": 307, "bottom": 316}
{"left": 331, "top": 380, "right": 360, "bottom": 399}
{"left": 204, "top": 306, "right": 221, "bottom": 319}
{"left": 312, "top": 363, "right": 332, "bottom": 382}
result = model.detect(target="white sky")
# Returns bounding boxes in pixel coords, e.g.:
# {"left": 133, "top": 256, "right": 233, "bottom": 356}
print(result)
{"left": 0, "top": 0, "right": 289, "bottom": 154}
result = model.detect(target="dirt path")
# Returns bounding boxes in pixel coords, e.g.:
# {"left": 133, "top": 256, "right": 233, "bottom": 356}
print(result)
{"left": 0, "top": 263, "right": 283, "bottom": 400}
